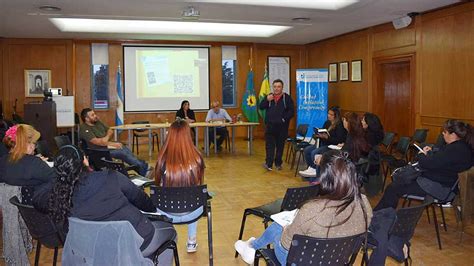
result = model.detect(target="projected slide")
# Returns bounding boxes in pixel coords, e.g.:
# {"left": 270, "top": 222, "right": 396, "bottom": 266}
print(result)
{"left": 124, "top": 46, "right": 210, "bottom": 112}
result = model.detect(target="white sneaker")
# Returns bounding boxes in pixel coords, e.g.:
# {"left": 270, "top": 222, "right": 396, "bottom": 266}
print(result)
{"left": 186, "top": 241, "right": 198, "bottom": 253}
{"left": 234, "top": 237, "right": 256, "bottom": 265}
{"left": 299, "top": 167, "right": 317, "bottom": 177}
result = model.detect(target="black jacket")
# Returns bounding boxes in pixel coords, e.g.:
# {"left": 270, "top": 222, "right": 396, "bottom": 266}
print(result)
{"left": 259, "top": 93, "right": 294, "bottom": 127}
{"left": 70, "top": 170, "right": 156, "bottom": 250}
{"left": 0, "top": 154, "right": 56, "bottom": 205}
{"left": 320, "top": 120, "right": 347, "bottom": 146}
{"left": 366, "top": 128, "right": 384, "bottom": 148}
{"left": 417, "top": 140, "right": 473, "bottom": 187}
{"left": 176, "top": 109, "right": 196, "bottom": 121}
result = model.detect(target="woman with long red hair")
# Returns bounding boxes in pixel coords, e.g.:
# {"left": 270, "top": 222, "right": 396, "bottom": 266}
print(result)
{"left": 154, "top": 118, "right": 205, "bottom": 253}
{"left": 341, "top": 112, "right": 370, "bottom": 162}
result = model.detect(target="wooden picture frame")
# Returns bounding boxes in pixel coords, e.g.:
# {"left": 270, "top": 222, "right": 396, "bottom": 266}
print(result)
{"left": 328, "top": 63, "right": 338, "bottom": 83}
{"left": 339, "top": 62, "right": 349, "bottom": 81}
{"left": 25, "top": 69, "right": 51, "bottom": 97}
{"left": 351, "top": 60, "right": 362, "bottom": 82}
{"left": 268, "top": 56, "right": 291, "bottom": 95}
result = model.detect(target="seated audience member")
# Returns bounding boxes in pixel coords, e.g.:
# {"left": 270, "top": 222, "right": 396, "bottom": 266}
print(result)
{"left": 374, "top": 119, "right": 474, "bottom": 211}
{"left": 0, "top": 124, "right": 55, "bottom": 203}
{"left": 155, "top": 119, "right": 205, "bottom": 253}
{"left": 234, "top": 150, "right": 373, "bottom": 265}
{"left": 341, "top": 112, "right": 370, "bottom": 162}
{"left": 79, "top": 108, "right": 150, "bottom": 176}
{"left": 299, "top": 106, "right": 347, "bottom": 178}
{"left": 205, "top": 101, "right": 231, "bottom": 151}
{"left": 45, "top": 145, "right": 176, "bottom": 262}
{"left": 362, "top": 112, "right": 384, "bottom": 148}
{"left": 176, "top": 100, "right": 196, "bottom": 123}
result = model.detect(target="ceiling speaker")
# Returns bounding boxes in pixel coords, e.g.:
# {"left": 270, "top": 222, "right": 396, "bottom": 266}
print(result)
{"left": 392, "top": 15, "right": 412, "bottom": 30}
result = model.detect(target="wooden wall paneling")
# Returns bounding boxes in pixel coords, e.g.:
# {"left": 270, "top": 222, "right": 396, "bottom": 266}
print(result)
{"left": 74, "top": 42, "right": 91, "bottom": 119}
{"left": 372, "top": 26, "right": 416, "bottom": 52}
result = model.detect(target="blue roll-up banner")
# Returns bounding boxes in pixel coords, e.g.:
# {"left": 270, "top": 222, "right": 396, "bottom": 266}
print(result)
{"left": 296, "top": 69, "right": 328, "bottom": 137}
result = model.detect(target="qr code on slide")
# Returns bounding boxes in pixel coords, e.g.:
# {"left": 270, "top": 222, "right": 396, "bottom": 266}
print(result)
{"left": 173, "top": 75, "right": 193, "bottom": 93}
{"left": 146, "top": 72, "right": 157, "bottom": 85}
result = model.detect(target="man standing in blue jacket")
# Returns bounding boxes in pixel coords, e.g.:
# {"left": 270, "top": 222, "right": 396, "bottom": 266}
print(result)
{"left": 259, "top": 79, "right": 294, "bottom": 171}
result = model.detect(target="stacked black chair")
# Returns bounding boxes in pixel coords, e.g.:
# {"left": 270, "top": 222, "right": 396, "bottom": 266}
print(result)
{"left": 255, "top": 233, "right": 365, "bottom": 266}
{"left": 362, "top": 197, "right": 433, "bottom": 266}
{"left": 381, "top": 136, "right": 411, "bottom": 191}
{"left": 150, "top": 185, "right": 214, "bottom": 265}
{"left": 131, "top": 121, "right": 159, "bottom": 154}
{"left": 54, "top": 135, "right": 72, "bottom": 149}
{"left": 402, "top": 178, "right": 461, "bottom": 250}
{"left": 285, "top": 124, "right": 309, "bottom": 163}
{"left": 235, "top": 185, "right": 320, "bottom": 258}
{"left": 9, "top": 196, "right": 64, "bottom": 266}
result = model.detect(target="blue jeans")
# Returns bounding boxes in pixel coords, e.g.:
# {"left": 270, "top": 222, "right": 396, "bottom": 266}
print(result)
{"left": 251, "top": 223, "right": 288, "bottom": 265}
{"left": 303, "top": 145, "right": 329, "bottom": 169}
{"left": 156, "top": 206, "right": 203, "bottom": 240}
{"left": 110, "top": 146, "right": 148, "bottom": 176}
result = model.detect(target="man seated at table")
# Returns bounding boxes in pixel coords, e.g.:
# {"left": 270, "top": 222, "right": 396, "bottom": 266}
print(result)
{"left": 205, "top": 101, "right": 231, "bottom": 151}
{"left": 79, "top": 108, "right": 150, "bottom": 176}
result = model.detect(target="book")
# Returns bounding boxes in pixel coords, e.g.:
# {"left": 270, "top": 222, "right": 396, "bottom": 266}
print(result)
{"left": 270, "top": 209, "right": 298, "bottom": 227}
{"left": 328, "top": 144, "right": 342, "bottom": 150}
{"left": 314, "top": 128, "right": 330, "bottom": 136}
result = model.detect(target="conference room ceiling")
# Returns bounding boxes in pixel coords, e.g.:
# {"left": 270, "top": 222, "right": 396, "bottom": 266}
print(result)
{"left": 0, "top": 0, "right": 460, "bottom": 44}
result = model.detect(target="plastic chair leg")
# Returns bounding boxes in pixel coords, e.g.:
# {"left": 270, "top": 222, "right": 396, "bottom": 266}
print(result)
{"left": 235, "top": 211, "right": 249, "bottom": 258}
{"left": 294, "top": 151, "right": 302, "bottom": 177}
{"left": 431, "top": 205, "right": 443, "bottom": 250}
{"left": 173, "top": 244, "right": 180, "bottom": 266}
{"left": 439, "top": 204, "right": 448, "bottom": 232}
{"left": 53, "top": 247, "right": 58, "bottom": 266}
{"left": 34, "top": 241, "right": 41, "bottom": 266}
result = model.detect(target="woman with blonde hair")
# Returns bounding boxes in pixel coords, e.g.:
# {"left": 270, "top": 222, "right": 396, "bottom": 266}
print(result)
{"left": 155, "top": 118, "right": 205, "bottom": 252}
{"left": 0, "top": 124, "right": 55, "bottom": 203}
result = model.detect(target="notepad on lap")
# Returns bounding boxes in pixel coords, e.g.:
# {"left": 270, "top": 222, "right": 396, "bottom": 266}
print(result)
{"left": 328, "top": 145, "right": 342, "bottom": 150}
{"left": 270, "top": 209, "right": 298, "bottom": 227}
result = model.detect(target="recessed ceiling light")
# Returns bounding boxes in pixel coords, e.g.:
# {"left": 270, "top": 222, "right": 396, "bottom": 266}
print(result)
{"left": 49, "top": 18, "right": 291, "bottom": 37}
{"left": 191, "top": 0, "right": 358, "bottom": 10}
{"left": 292, "top": 17, "right": 311, "bottom": 22}
{"left": 39, "top": 5, "right": 62, "bottom": 12}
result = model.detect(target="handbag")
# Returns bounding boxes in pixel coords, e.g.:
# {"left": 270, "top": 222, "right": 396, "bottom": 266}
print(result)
{"left": 391, "top": 162, "right": 422, "bottom": 185}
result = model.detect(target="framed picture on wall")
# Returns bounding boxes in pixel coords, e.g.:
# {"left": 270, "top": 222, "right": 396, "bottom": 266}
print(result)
{"left": 25, "top": 69, "right": 51, "bottom": 97}
{"left": 351, "top": 60, "right": 362, "bottom": 82}
{"left": 328, "top": 63, "right": 338, "bottom": 82}
{"left": 268, "top": 56, "right": 291, "bottom": 95}
{"left": 339, "top": 62, "right": 349, "bottom": 81}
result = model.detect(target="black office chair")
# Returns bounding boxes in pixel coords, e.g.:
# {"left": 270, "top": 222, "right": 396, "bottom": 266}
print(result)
{"left": 255, "top": 233, "right": 364, "bottom": 266}
{"left": 285, "top": 124, "right": 309, "bottom": 163}
{"left": 9, "top": 196, "right": 64, "bottom": 266}
{"left": 131, "top": 121, "right": 159, "bottom": 154}
{"left": 54, "top": 135, "right": 72, "bottom": 149}
{"left": 150, "top": 185, "right": 214, "bottom": 266}
{"left": 362, "top": 197, "right": 434, "bottom": 266}
{"left": 381, "top": 136, "right": 411, "bottom": 191}
{"left": 402, "top": 178, "right": 461, "bottom": 250}
{"left": 235, "top": 185, "right": 319, "bottom": 257}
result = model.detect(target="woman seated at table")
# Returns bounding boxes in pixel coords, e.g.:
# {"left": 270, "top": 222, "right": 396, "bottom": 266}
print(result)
{"left": 299, "top": 106, "right": 347, "bottom": 178}
{"left": 235, "top": 150, "right": 372, "bottom": 265}
{"left": 154, "top": 119, "right": 205, "bottom": 253}
{"left": 0, "top": 124, "right": 55, "bottom": 204}
{"left": 362, "top": 112, "right": 384, "bottom": 148}
{"left": 176, "top": 100, "right": 196, "bottom": 123}
{"left": 374, "top": 119, "right": 474, "bottom": 211}
{"left": 45, "top": 145, "right": 176, "bottom": 262}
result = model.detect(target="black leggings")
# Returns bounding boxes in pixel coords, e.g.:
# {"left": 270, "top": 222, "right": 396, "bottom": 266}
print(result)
{"left": 374, "top": 181, "right": 427, "bottom": 211}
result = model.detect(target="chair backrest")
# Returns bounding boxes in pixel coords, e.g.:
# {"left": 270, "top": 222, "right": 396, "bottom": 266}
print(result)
{"left": 132, "top": 121, "right": 150, "bottom": 133}
{"left": 381, "top": 132, "right": 396, "bottom": 148}
{"left": 286, "top": 233, "right": 365, "bottom": 266}
{"left": 35, "top": 140, "right": 52, "bottom": 158}
{"left": 390, "top": 197, "right": 434, "bottom": 243}
{"left": 62, "top": 217, "right": 153, "bottom": 266}
{"left": 412, "top": 129, "right": 429, "bottom": 144}
{"left": 150, "top": 185, "right": 210, "bottom": 216}
{"left": 296, "top": 124, "right": 309, "bottom": 138}
{"left": 395, "top": 136, "right": 411, "bottom": 156}
{"left": 54, "top": 135, "right": 72, "bottom": 149}
{"left": 434, "top": 133, "right": 446, "bottom": 147}
{"left": 9, "top": 196, "right": 64, "bottom": 248}
{"left": 80, "top": 139, "right": 113, "bottom": 171}
{"left": 281, "top": 185, "right": 320, "bottom": 211}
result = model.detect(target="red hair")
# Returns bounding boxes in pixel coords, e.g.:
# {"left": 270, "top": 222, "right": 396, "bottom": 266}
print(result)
{"left": 343, "top": 112, "right": 369, "bottom": 161}
{"left": 155, "top": 120, "right": 204, "bottom": 187}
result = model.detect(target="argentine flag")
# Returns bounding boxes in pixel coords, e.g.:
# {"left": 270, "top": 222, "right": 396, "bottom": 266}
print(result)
{"left": 115, "top": 65, "right": 124, "bottom": 129}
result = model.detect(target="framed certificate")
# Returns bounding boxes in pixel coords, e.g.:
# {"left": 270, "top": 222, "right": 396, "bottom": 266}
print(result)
{"left": 268, "top": 56, "right": 291, "bottom": 95}
{"left": 351, "top": 60, "right": 362, "bottom": 82}
{"left": 339, "top": 62, "right": 349, "bottom": 81}
{"left": 328, "top": 63, "right": 338, "bottom": 83}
